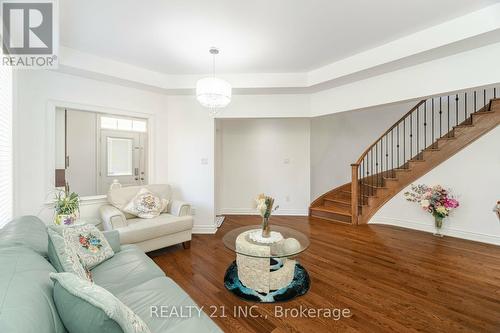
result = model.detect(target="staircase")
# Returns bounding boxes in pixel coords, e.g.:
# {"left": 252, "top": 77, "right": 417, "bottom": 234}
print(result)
{"left": 310, "top": 87, "right": 500, "bottom": 224}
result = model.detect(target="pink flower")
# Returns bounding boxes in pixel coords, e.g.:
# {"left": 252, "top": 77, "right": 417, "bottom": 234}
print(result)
{"left": 444, "top": 198, "right": 459, "bottom": 208}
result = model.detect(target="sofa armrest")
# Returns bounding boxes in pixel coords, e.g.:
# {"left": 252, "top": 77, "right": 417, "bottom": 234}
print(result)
{"left": 169, "top": 200, "right": 191, "bottom": 217}
{"left": 103, "top": 230, "right": 121, "bottom": 253}
{"left": 99, "top": 205, "right": 127, "bottom": 231}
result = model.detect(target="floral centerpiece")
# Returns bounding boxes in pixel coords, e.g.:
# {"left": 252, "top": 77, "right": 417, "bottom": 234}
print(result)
{"left": 54, "top": 189, "right": 80, "bottom": 225}
{"left": 255, "top": 194, "right": 279, "bottom": 238}
{"left": 404, "top": 184, "right": 459, "bottom": 237}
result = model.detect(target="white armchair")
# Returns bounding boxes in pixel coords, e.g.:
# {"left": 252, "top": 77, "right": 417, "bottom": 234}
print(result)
{"left": 99, "top": 184, "right": 193, "bottom": 252}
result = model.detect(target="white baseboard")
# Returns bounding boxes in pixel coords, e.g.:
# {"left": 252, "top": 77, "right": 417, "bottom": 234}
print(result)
{"left": 370, "top": 216, "right": 500, "bottom": 246}
{"left": 192, "top": 225, "right": 218, "bottom": 234}
{"left": 220, "top": 208, "right": 308, "bottom": 216}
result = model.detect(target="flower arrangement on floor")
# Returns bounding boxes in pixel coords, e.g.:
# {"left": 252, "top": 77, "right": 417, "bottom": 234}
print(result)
{"left": 404, "top": 184, "right": 459, "bottom": 237}
{"left": 54, "top": 188, "right": 80, "bottom": 226}
{"left": 255, "top": 194, "right": 279, "bottom": 238}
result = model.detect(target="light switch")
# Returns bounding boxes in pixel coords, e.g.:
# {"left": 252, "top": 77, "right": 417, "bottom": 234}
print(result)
{"left": 284, "top": 158, "right": 290, "bottom": 164}
{"left": 201, "top": 158, "right": 208, "bottom": 165}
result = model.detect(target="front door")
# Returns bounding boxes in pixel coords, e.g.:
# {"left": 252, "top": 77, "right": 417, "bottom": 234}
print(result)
{"left": 99, "top": 129, "right": 147, "bottom": 194}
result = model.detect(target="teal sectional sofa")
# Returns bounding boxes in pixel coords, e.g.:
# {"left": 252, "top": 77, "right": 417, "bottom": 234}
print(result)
{"left": 0, "top": 216, "right": 222, "bottom": 333}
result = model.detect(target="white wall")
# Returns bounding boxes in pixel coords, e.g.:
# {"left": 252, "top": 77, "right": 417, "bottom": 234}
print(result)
{"left": 164, "top": 96, "right": 217, "bottom": 233}
{"left": 311, "top": 41, "right": 500, "bottom": 117}
{"left": 217, "top": 118, "right": 310, "bottom": 215}
{"left": 218, "top": 94, "right": 310, "bottom": 118}
{"left": 371, "top": 126, "right": 500, "bottom": 245}
{"left": 310, "top": 100, "right": 416, "bottom": 200}
{"left": 14, "top": 71, "right": 312, "bottom": 233}
{"left": 14, "top": 70, "right": 169, "bottom": 223}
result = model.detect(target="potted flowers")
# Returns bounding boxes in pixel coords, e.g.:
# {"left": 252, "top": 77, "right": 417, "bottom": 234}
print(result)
{"left": 404, "top": 184, "right": 459, "bottom": 237}
{"left": 255, "top": 194, "right": 279, "bottom": 238}
{"left": 54, "top": 189, "right": 80, "bottom": 226}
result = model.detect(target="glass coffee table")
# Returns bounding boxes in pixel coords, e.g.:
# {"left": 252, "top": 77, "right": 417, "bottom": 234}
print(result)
{"left": 223, "top": 225, "right": 310, "bottom": 303}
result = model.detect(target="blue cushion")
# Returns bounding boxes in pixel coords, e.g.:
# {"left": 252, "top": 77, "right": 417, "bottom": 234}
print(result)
{"left": 0, "top": 215, "right": 48, "bottom": 256}
{"left": 0, "top": 246, "right": 66, "bottom": 333}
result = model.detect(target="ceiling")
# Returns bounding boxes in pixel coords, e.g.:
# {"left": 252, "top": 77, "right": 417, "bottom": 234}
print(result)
{"left": 60, "top": 0, "right": 498, "bottom": 75}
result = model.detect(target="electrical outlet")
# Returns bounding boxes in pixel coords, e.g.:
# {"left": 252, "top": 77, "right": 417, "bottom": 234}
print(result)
{"left": 201, "top": 158, "right": 208, "bottom": 165}
{"left": 283, "top": 158, "right": 290, "bottom": 164}
{"left": 286, "top": 195, "right": 290, "bottom": 202}
{"left": 191, "top": 207, "right": 196, "bottom": 215}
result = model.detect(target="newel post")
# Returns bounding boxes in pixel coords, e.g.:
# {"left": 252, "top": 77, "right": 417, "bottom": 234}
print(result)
{"left": 350, "top": 164, "right": 359, "bottom": 225}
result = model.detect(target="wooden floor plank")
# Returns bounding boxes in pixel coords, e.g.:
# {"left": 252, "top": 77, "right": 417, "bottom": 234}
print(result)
{"left": 149, "top": 215, "right": 500, "bottom": 333}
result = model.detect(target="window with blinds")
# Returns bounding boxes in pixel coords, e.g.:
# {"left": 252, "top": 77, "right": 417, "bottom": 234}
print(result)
{"left": 0, "top": 64, "right": 13, "bottom": 228}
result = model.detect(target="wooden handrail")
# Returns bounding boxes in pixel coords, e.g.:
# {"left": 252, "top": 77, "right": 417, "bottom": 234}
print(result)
{"left": 354, "top": 100, "right": 426, "bottom": 165}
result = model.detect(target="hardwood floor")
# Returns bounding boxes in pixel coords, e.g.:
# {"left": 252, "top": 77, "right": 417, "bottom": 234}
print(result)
{"left": 149, "top": 215, "right": 500, "bottom": 333}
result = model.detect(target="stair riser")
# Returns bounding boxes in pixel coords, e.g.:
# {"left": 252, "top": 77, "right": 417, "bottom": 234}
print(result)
{"left": 330, "top": 192, "right": 351, "bottom": 201}
{"left": 323, "top": 200, "right": 351, "bottom": 209}
{"left": 311, "top": 209, "right": 352, "bottom": 223}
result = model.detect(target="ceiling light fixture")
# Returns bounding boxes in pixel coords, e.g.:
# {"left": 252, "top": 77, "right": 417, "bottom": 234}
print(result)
{"left": 196, "top": 47, "right": 232, "bottom": 112}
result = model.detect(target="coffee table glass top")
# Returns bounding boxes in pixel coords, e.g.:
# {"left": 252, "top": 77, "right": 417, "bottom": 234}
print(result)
{"left": 223, "top": 225, "right": 310, "bottom": 258}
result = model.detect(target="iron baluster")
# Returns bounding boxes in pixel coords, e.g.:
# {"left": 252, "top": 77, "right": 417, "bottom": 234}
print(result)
{"left": 431, "top": 98, "right": 434, "bottom": 145}
{"left": 465, "top": 92, "right": 468, "bottom": 121}
{"left": 439, "top": 97, "right": 442, "bottom": 139}
{"left": 447, "top": 95, "right": 450, "bottom": 137}
{"left": 417, "top": 105, "right": 420, "bottom": 157}
{"left": 397, "top": 124, "right": 400, "bottom": 167}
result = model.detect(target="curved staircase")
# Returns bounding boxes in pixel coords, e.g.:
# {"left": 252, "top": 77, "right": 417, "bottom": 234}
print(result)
{"left": 310, "top": 87, "right": 500, "bottom": 224}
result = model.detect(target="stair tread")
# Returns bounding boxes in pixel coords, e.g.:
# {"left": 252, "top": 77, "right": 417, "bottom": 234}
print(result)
{"left": 310, "top": 215, "right": 352, "bottom": 224}
{"left": 311, "top": 206, "right": 352, "bottom": 216}
{"left": 360, "top": 183, "right": 387, "bottom": 189}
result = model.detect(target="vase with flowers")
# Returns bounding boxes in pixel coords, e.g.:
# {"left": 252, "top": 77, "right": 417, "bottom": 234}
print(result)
{"left": 255, "top": 194, "right": 279, "bottom": 238}
{"left": 404, "top": 184, "right": 459, "bottom": 237}
{"left": 54, "top": 188, "right": 80, "bottom": 226}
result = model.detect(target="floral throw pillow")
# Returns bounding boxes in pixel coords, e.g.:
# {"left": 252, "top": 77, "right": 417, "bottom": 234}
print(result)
{"left": 123, "top": 188, "right": 168, "bottom": 219}
{"left": 63, "top": 224, "right": 114, "bottom": 269}
{"left": 48, "top": 227, "right": 93, "bottom": 282}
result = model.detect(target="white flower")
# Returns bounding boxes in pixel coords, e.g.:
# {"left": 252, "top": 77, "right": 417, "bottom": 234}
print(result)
{"left": 420, "top": 199, "right": 430, "bottom": 208}
{"left": 257, "top": 201, "right": 267, "bottom": 217}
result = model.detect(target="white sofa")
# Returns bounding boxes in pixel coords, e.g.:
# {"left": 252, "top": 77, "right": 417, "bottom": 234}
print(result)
{"left": 99, "top": 184, "right": 193, "bottom": 252}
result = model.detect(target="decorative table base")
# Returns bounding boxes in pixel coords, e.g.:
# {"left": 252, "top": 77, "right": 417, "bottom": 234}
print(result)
{"left": 224, "top": 260, "right": 310, "bottom": 303}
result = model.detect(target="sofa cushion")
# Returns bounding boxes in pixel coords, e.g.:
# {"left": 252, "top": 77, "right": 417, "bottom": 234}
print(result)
{"left": 118, "top": 214, "right": 193, "bottom": 244}
{"left": 53, "top": 281, "right": 123, "bottom": 333}
{"left": 115, "top": 277, "right": 222, "bottom": 333}
{"left": 0, "top": 215, "right": 48, "bottom": 256}
{"left": 91, "top": 244, "right": 165, "bottom": 295}
{"left": 63, "top": 224, "right": 115, "bottom": 269}
{"left": 47, "top": 227, "right": 93, "bottom": 282}
{"left": 51, "top": 273, "right": 150, "bottom": 333}
{"left": 0, "top": 246, "right": 66, "bottom": 333}
{"left": 108, "top": 185, "right": 171, "bottom": 217}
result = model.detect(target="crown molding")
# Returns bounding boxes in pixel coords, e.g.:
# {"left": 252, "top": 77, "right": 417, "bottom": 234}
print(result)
{"left": 55, "top": 4, "right": 500, "bottom": 95}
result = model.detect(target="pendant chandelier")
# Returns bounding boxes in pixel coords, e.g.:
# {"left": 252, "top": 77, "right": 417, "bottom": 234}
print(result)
{"left": 196, "top": 47, "right": 232, "bottom": 110}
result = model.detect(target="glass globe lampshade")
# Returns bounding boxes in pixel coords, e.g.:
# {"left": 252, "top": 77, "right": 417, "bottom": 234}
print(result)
{"left": 196, "top": 77, "right": 232, "bottom": 109}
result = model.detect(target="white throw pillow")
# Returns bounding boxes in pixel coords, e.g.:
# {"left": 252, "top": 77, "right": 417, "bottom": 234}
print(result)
{"left": 123, "top": 188, "right": 168, "bottom": 219}
{"left": 63, "top": 224, "right": 114, "bottom": 269}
